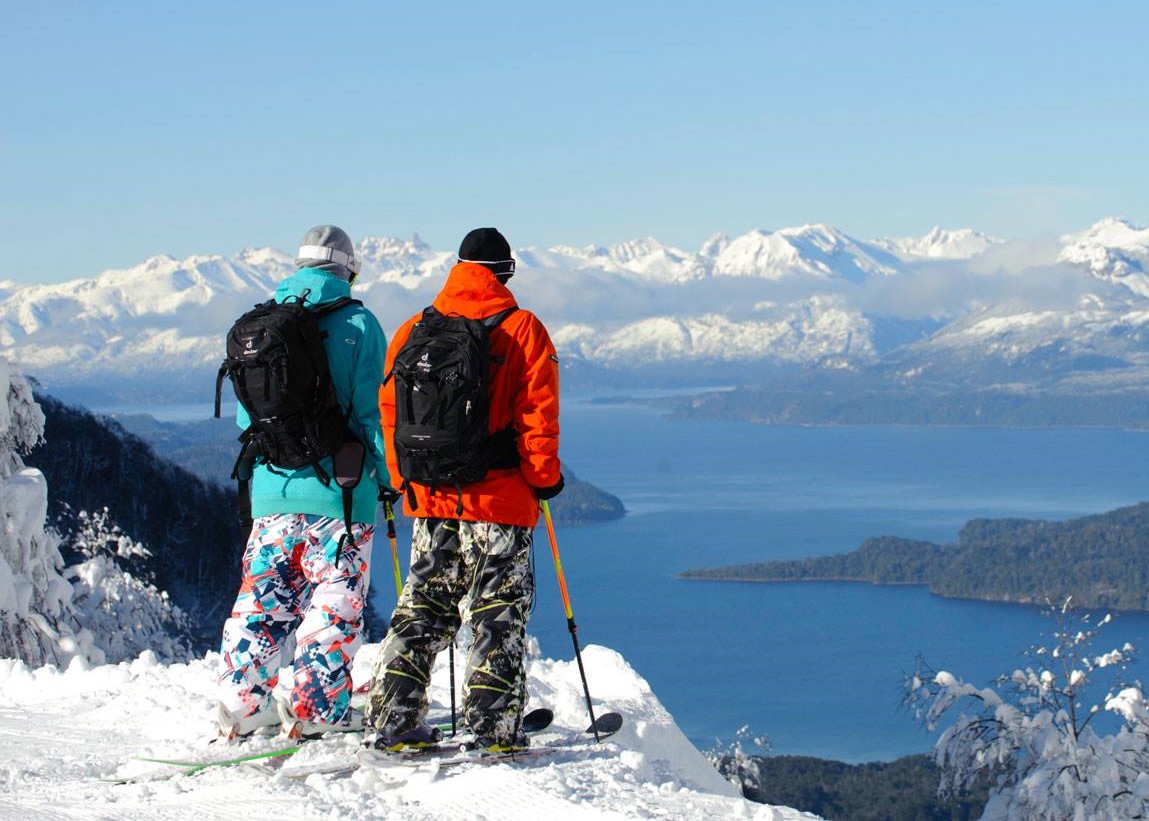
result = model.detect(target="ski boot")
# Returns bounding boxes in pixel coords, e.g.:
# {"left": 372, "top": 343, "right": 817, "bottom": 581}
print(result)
{"left": 362, "top": 723, "right": 443, "bottom": 753}
{"left": 217, "top": 702, "right": 280, "bottom": 742}
{"left": 276, "top": 697, "right": 363, "bottom": 740}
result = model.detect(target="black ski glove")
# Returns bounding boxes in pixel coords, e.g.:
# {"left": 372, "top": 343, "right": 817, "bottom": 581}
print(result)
{"left": 535, "top": 473, "right": 565, "bottom": 500}
{"left": 378, "top": 486, "right": 401, "bottom": 506}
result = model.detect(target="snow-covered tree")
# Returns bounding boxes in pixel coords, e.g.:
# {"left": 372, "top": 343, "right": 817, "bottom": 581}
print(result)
{"left": 0, "top": 356, "right": 100, "bottom": 666}
{"left": 906, "top": 599, "right": 1149, "bottom": 820}
{"left": 1, "top": 356, "right": 192, "bottom": 667}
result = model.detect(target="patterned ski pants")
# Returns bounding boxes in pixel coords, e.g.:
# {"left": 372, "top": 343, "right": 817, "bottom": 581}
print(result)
{"left": 218, "top": 514, "right": 373, "bottom": 725}
{"left": 365, "top": 517, "right": 535, "bottom": 745}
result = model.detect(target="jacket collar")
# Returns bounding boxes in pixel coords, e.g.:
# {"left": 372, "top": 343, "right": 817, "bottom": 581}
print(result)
{"left": 432, "top": 262, "right": 518, "bottom": 319}
{"left": 276, "top": 267, "right": 352, "bottom": 306}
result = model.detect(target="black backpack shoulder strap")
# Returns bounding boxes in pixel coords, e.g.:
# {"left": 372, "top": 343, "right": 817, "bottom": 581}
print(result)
{"left": 313, "top": 296, "right": 363, "bottom": 317}
{"left": 482, "top": 306, "right": 518, "bottom": 328}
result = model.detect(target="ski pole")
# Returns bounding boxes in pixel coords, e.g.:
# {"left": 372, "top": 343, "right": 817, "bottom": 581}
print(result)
{"left": 540, "top": 499, "right": 601, "bottom": 741}
{"left": 448, "top": 643, "right": 458, "bottom": 737}
{"left": 382, "top": 498, "right": 403, "bottom": 598}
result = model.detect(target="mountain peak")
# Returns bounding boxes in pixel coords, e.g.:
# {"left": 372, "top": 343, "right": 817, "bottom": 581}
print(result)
{"left": 1058, "top": 217, "right": 1149, "bottom": 293}
{"left": 872, "top": 227, "right": 999, "bottom": 260}
{"left": 711, "top": 224, "right": 899, "bottom": 281}
{"left": 235, "top": 246, "right": 292, "bottom": 267}
{"left": 358, "top": 234, "right": 431, "bottom": 258}
{"left": 1063, "top": 217, "right": 1148, "bottom": 247}
{"left": 778, "top": 222, "right": 842, "bottom": 238}
{"left": 699, "top": 231, "right": 729, "bottom": 259}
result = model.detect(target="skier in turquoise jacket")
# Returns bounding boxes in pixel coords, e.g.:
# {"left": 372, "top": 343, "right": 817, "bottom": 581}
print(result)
{"left": 217, "top": 224, "right": 393, "bottom": 740}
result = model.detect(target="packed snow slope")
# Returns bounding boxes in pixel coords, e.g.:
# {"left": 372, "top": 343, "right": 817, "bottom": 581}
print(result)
{"left": 0, "top": 641, "right": 814, "bottom": 820}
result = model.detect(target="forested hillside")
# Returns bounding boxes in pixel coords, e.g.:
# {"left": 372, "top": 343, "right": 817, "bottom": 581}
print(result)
{"left": 682, "top": 502, "right": 1149, "bottom": 611}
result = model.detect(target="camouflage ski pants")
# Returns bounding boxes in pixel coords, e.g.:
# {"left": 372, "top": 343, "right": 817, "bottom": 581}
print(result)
{"left": 365, "top": 517, "right": 535, "bottom": 745}
{"left": 218, "top": 514, "right": 373, "bottom": 725}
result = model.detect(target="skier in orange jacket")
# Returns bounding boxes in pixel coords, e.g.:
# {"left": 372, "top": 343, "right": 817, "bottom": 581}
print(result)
{"left": 365, "top": 227, "right": 563, "bottom": 753}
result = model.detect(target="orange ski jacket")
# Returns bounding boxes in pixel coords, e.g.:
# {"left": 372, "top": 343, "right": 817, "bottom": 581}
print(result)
{"left": 379, "top": 262, "right": 562, "bottom": 527}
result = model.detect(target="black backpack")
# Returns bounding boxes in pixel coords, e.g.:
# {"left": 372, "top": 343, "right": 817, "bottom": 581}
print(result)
{"left": 214, "top": 292, "right": 365, "bottom": 548}
{"left": 388, "top": 306, "right": 519, "bottom": 512}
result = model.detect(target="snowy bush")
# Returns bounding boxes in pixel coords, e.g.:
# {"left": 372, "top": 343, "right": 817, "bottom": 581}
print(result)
{"left": 905, "top": 599, "right": 1149, "bottom": 820}
{"left": 65, "top": 508, "right": 194, "bottom": 663}
{"left": 706, "top": 725, "right": 772, "bottom": 797}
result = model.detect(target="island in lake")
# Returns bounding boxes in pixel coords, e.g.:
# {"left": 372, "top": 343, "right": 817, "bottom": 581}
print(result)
{"left": 681, "top": 502, "right": 1149, "bottom": 612}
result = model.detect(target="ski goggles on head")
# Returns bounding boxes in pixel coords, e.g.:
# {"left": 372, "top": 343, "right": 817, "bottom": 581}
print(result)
{"left": 298, "top": 244, "right": 362, "bottom": 277}
{"left": 460, "top": 257, "right": 515, "bottom": 275}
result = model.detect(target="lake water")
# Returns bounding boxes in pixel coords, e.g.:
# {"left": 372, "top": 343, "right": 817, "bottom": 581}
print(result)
{"left": 373, "top": 399, "right": 1149, "bottom": 764}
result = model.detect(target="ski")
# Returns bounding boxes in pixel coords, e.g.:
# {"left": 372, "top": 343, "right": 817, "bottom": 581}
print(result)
{"left": 133, "top": 745, "right": 300, "bottom": 772}
{"left": 105, "top": 744, "right": 300, "bottom": 784}
{"left": 279, "top": 710, "right": 622, "bottom": 780}
{"left": 419, "top": 715, "right": 624, "bottom": 769}
{"left": 431, "top": 706, "right": 554, "bottom": 738}
{"left": 366, "top": 710, "right": 623, "bottom": 766}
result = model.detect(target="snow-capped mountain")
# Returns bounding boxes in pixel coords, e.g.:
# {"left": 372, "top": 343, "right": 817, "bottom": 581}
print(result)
{"left": 887, "top": 293, "right": 1149, "bottom": 385}
{"left": 872, "top": 218, "right": 1149, "bottom": 387}
{"left": 2, "top": 218, "right": 1148, "bottom": 401}
{"left": 543, "top": 237, "right": 709, "bottom": 283}
{"left": 1058, "top": 217, "right": 1149, "bottom": 297}
{"left": 553, "top": 296, "right": 875, "bottom": 369}
{"left": 873, "top": 226, "right": 1001, "bottom": 260}
{"left": 710, "top": 223, "right": 902, "bottom": 281}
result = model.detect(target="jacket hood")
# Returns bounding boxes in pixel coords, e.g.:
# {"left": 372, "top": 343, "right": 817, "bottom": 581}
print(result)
{"left": 432, "top": 262, "right": 518, "bottom": 319}
{"left": 276, "top": 267, "right": 353, "bottom": 306}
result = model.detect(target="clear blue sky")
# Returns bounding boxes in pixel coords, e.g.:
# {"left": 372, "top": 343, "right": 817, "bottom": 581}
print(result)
{"left": 3, "top": 0, "right": 1148, "bottom": 284}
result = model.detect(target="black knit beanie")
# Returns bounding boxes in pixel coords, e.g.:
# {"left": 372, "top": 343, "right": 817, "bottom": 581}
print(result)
{"left": 458, "top": 227, "right": 515, "bottom": 275}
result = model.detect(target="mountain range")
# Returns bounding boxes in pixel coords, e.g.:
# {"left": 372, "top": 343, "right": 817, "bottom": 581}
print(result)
{"left": 4, "top": 218, "right": 1149, "bottom": 403}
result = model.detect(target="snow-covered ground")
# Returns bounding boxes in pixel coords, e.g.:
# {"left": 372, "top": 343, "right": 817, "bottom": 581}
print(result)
{"left": 0, "top": 640, "right": 814, "bottom": 820}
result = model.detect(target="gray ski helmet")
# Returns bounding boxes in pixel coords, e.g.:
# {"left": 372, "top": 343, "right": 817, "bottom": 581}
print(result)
{"left": 295, "top": 224, "right": 361, "bottom": 282}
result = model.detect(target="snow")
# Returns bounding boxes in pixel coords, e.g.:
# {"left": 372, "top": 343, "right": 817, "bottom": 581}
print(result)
{"left": 0, "top": 642, "right": 814, "bottom": 820}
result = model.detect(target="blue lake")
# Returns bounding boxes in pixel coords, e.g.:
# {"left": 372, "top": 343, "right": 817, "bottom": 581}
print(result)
{"left": 374, "top": 399, "right": 1149, "bottom": 763}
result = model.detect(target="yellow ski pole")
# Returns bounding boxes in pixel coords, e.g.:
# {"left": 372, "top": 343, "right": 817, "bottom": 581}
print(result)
{"left": 383, "top": 498, "right": 403, "bottom": 598}
{"left": 541, "top": 499, "right": 602, "bottom": 741}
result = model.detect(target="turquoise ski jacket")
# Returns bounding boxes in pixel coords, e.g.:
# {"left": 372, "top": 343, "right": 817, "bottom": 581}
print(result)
{"left": 237, "top": 267, "right": 393, "bottom": 524}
